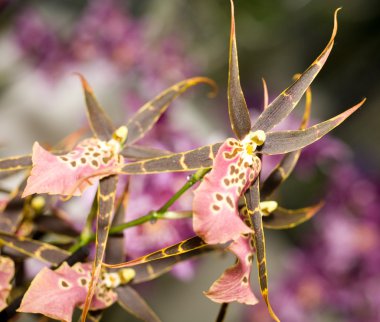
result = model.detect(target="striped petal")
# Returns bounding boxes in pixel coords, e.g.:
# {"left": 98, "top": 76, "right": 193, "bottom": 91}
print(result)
{"left": 23, "top": 138, "right": 123, "bottom": 197}
{"left": 205, "top": 235, "right": 258, "bottom": 305}
{"left": 193, "top": 138, "right": 260, "bottom": 244}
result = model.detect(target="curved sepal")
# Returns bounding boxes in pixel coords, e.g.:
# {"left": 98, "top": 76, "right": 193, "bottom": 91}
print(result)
{"left": 227, "top": 0, "right": 251, "bottom": 139}
{"left": 103, "top": 236, "right": 206, "bottom": 269}
{"left": 127, "top": 77, "right": 217, "bottom": 144}
{"left": 263, "top": 202, "right": 323, "bottom": 230}
{"left": 259, "top": 98, "right": 365, "bottom": 155}
{"left": 251, "top": 8, "right": 340, "bottom": 132}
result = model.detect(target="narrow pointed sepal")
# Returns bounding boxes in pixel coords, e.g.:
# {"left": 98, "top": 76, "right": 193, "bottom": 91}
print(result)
{"left": 228, "top": 0, "right": 251, "bottom": 139}
{"left": 205, "top": 235, "right": 258, "bottom": 305}
{"left": 260, "top": 98, "right": 365, "bottom": 155}
{"left": 77, "top": 74, "right": 115, "bottom": 141}
{"left": 127, "top": 77, "right": 217, "bottom": 144}
{"left": 251, "top": 8, "right": 341, "bottom": 132}
{"left": 263, "top": 202, "right": 323, "bottom": 230}
{"left": 193, "top": 139, "right": 260, "bottom": 244}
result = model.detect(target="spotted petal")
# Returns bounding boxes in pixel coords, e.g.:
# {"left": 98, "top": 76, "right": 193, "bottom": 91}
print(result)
{"left": 22, "top": 138, "right": 123, "bottom": 197}
{"left": 205, "top": 235, "right": 258, "bottom": 305}
{"left": 18, "top": 262, "right": 117, "bottom": 322}
{"left": 0, "top": 256, "right": 14, "bottom": 311}
{"left": 193, "top": 139, "right": 260, "bottom": 244}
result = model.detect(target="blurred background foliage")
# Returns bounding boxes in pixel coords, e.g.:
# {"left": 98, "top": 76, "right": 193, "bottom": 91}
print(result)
{"left": 0, "top": 0, "right": 379, "bottom": 321}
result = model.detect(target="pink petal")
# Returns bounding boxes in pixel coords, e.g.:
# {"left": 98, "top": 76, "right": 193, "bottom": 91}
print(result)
{"left": 0, "top": 256, "right": 15, "bottom": 311}
{"left": 18, "top": 262, "right": 117, "bottom": 322}
{"left": 193, "top": 138, "right": 260, "bottom": 244}
{"left": 23, "top": 138, "right": 123, "bottom": 197}
{"left": 205, "top": 235, "right": 258, "bottom": 305}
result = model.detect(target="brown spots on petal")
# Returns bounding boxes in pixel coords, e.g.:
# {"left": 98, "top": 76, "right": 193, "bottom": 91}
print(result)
{"left": 59, "top": 278, "right": 71, "bottom": 289}
{"left": 215, "top": 193, "right": 223, "bottom": 201}
{"left": 70, "top": 161, "right": 76, "bottom": 168}
{"left": 60, "top": 156, "right": 68, "bottom": 162}
{"left": 224, "top": 178, "right": 230, "bottom": 186}
{"left": 93, "top": 152, "right": 100, "bottom": 157}
{"left": 226, "top": 196, "right": 234, "bottom": 209}
{"left": 91, "top": 160, "right": 99, "bottom": 167}
{"left": 212, "top": 204, "right": 220, "bottom": 211}
{"left": 80, "top": 157, "right": 86, "bottom": 164}
{"left": 242, "top": 276, "right": 248, "bottom": 284}
{"left": 79, "top": 278, "right": 88, "bottom": 286}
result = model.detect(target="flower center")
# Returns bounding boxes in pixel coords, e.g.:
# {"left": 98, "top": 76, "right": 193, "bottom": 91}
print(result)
{"left": 240, "top": 130, "right": 266, "bottom": 165}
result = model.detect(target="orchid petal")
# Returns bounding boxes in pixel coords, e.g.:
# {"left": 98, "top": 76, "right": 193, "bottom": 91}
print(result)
{"left": 193, "top": 139, "right": 260, "bottom": 244}
{"left": 18, "top": 262, "right": 117, "bottom": 322}
{"left": 0, "top": 256, "right": 14, "bottom": 311}
{"left": 205, "top": 235, "right": 258, "bottom": 305}
{"left": 22, "top": 138, "right": 123, "bottom": 197}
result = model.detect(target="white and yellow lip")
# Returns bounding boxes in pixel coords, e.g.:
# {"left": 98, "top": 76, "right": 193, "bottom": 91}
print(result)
{"left": 240, "top": 130, "right": 266, "bottom": 165}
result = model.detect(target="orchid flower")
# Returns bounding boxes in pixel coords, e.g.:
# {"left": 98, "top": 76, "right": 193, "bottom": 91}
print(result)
{"left": 105, "top": 1, "right": 365, "bottom": 320}
{"left": 0, "top": 74, "right": 215, "bottom": 322}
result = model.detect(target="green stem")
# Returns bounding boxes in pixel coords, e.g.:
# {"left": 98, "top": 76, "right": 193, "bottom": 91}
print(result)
{"left": 70, "top": 168, "right": 210, "bottom": 252}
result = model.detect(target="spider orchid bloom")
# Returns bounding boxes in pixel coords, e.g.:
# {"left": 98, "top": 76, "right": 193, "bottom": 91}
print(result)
{"left": 193, "top": 130, "right": 265, "bottom": 245}
{"left": 22, "top": 126, "right": 128, "bottom": 198}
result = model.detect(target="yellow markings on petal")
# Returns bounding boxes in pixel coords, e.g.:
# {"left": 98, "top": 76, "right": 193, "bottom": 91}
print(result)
{"left": 118, "top": 268, "right": 136, "bottom": 284}
{"left": 112, "top": 126, "right": 128, "bottom": 145}
{"left": 251, "top": 130, "right": 266, "bottom": 146}
{"left": 260, "top": 201, "right": 278, "bottom": 216}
